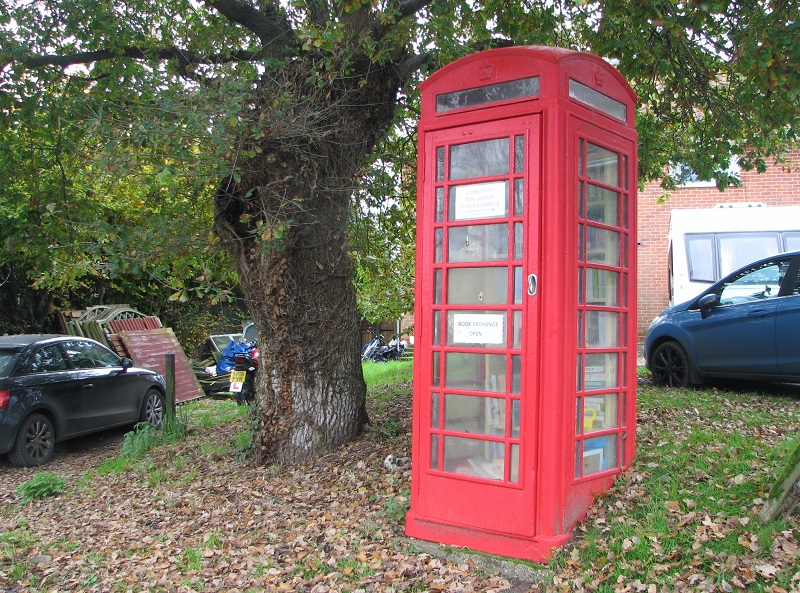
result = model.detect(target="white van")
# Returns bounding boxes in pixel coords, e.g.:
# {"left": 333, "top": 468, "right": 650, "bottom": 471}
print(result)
{"left": 668, "top": 203, "right": 800, "bottom": 305}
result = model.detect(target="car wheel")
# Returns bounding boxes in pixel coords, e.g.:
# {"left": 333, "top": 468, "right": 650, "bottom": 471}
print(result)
{"left": 141, "top": 389, "right": 165, "bottom": 429}
{"left": 9, "top": 413, "right": 55, "bottom": 467}
{"left": 650, "top": 341, "right": 693, "bottom": 387}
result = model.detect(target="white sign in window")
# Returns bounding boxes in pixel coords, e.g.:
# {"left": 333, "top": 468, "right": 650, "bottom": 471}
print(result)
{"left": 453, "top": 313, "right": 505, "bottom": 344}
{"left": 453, "top": 182, "right": 507, "bottom": 220}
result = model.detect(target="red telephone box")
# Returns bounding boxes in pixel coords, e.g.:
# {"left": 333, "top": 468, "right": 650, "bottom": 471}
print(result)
{"left": 405, "top": 46, "right": 638, "bottom": 561}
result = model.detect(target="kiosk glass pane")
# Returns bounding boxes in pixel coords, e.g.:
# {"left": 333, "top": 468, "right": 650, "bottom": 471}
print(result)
{"left": 583, "top": 434, "right": 618, "bottom": 475}
{"left": 447, "top": 267, "right": 508, "bottom": 304}
{"left": 514, "top": 178, "right": 524, "bottom": 215}
{"left": 436, "top": 76, "right": 539, "bottom": 112}
{"left": 443, "top": 436, "right": 504, "bottom": 480}
{"left": 436, "top": 187, "right": 445, "bottom": 222}
{"left": 437, "top": 147, "right": 445, "bottom": 182}
{"left": 433, "top": 311, "right": 442, "bottom": 346}
{"left": 512, "top": 355, "right": 521, "bottom": 393}
{"left": 445, "top": 353, "right": 506, "bottom": 392}
{"left": 431, "top": 392, "right": 440, "bottom": 428}
{"left": 584, "top": 311, "right": 620, "bottom": 348}
{"left": 435, "top": 228, "right": 443, "bottom": 262}
{"left": 450, "top": 139, "right": 509, "bottom": 180}
{"left": 444, "top": 394, "right": 506, "bottom": 436}
{"left": 585, "top": 268, "right": 619, "bottom": 306}
{"left": 514, "top": 135, "right": 524, "bottom": 172}
{"left": 431, "top": 434, "right": 439, "bottom": 469}
{"left": 584, "top": 353, "right": 619, "bottom": 390}
{"left": 514, "top": 222, "right": 523, "bottom": 260}
{"left": 448, "top": 224, "right": 508, "bottom": 261}
{"left": 569, "top": 80, "right": 627, "bottom": 121}
{"left": 586, "top": 227, "right": 620, "bottom": 265}
{"left": 623, "top": 155, "right": 629, "bottom": 189}
{"left": 511, "top": 400, "right": 520, "bottom": 438}
{"left": 586, "top": 185, "right": 619, "bottom": 225}
{"left": 587, "top": 143, "right": 619, "bottom": 186}
{"left": 510, "top": 444, "right": 519, "bottom": 482}
{"left": 584, "top": 393, "right": 619, "bottom": 432}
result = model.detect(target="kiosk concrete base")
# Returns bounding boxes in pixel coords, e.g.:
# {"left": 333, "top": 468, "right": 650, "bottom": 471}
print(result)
{"left": 405, "top": 512, "right": 572, "bottom": 563}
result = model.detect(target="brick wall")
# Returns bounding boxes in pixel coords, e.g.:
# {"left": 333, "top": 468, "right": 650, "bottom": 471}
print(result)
{"left": 637, "top": 150, "right": 800, "bottom": 337}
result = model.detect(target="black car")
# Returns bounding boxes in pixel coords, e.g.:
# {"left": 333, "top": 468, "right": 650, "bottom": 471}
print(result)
{"left": 0, "top": 335, "right": 167, "bottom": 467}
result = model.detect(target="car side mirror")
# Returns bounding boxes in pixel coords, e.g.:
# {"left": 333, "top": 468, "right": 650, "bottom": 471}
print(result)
{"left": 698, "top": 293, "right": 719, "bottom": 319}
{"left": 121, "top": 357, "right": 134, "bottom": 369}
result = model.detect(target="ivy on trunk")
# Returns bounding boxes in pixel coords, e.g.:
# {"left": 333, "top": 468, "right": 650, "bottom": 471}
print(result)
{"left": 213, "top": 55, "right": 402, "bottom": 462}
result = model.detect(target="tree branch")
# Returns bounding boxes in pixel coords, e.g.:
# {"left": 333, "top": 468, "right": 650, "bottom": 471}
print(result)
{"left": 397, "top": 51, "right": 433, "bottom": 82}
{"left": 21, "top": 45, "right": 274, "bottom": 70}
{"left": 203, "top": 0, "right": 296, "bottom": 54}
{"left": 372, "top": 0, "right": 434, "bottom": 42}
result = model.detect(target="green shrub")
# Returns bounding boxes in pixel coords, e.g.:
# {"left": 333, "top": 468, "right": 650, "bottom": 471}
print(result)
{"left": 122, "top": 423, "right": 162, "bottom": 459}
{"left": 16, "top": 472, "right": 66, "bottom": 504}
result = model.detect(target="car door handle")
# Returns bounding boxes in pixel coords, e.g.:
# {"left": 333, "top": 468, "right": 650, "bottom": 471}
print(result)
{"left": 747, "top": 310, "right": 769, "bottom": 319}
{"left": 83, "top": 383, "right": 95, "bottom": 389}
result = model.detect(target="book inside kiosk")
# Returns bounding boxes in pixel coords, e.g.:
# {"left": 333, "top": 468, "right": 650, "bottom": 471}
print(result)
{"left": 405, "top": 46, "right": 639, "bottom": 561}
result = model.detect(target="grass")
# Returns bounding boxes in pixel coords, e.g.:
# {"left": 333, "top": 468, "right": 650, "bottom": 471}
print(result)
{"left": 544, "top": 376, "right": 800, "bottom": 591}
{"left": 362, "top": 359, "right": 413, "bottom": 389}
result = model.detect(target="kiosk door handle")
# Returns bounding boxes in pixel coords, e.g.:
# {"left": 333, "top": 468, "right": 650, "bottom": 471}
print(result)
{"left": 527, "top": 274, "right": 538, "bottom": 296}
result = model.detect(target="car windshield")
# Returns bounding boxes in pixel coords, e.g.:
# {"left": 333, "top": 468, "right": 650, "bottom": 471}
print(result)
{"left": 0, "top": 349, "right": 20, "bottom": 377}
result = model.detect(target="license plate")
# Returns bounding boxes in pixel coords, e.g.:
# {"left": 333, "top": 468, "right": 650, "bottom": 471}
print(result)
{"left": 230, "top": 370, "right": 247, "bottom": 392}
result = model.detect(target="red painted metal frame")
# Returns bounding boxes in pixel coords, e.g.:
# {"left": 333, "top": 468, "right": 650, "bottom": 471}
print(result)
{"left": 406, "top": 46, "right": 638, "bottom": 562}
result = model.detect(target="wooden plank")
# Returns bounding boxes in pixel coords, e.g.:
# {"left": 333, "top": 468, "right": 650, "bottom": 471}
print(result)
{"left": 118, "top": 328, "right": 205, "bottom": 403}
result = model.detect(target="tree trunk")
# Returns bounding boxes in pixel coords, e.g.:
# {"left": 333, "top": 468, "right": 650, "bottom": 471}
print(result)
{"left": 213, "top": 56, "right": 402, "bottom": 463}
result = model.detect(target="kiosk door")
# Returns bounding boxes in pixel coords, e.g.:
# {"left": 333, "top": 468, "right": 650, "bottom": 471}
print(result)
{"left": 418, "top": 116, "right": 540, "bottom": 534}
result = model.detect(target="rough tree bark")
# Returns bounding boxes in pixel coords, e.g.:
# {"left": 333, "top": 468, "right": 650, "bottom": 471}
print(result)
{"left": 213, "top": 55, "right": 404, "bottom": 463}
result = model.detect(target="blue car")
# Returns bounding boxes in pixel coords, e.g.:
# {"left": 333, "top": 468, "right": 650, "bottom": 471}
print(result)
{"left": 645, "top": 250, "right": 800, "bottom": 387}
{"left": 0, "top": 335, "right": 167, "bottom": 466}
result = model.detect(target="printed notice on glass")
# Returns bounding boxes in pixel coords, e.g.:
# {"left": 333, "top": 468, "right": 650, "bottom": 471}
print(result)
{"left": 453, "top": 313, "right": 505, "bottom": 344}
{"left": 454, "top": 182, "right": 506, "bottom": 220}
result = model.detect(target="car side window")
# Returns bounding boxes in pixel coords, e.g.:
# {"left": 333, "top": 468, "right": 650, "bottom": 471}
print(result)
{"left": 64, "top": 341, "right": 121, "bottom": 369}
{"left": 718, "top": 261, "right": 785, "bottom": 306}
{"left": 30, "top": 345, "right": 69, "bottom": 373}
{"left": 788, "top": 267, "right": 800, "bottom": 296}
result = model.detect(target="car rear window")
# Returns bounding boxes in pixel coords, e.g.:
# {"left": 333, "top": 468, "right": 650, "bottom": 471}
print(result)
{"left": 0, "top": 350, "right": 20, "bottom": 377}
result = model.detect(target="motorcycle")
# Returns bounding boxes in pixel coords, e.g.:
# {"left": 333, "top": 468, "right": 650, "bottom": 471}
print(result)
{"left": 362, "top": 331, "right": 406, "bottom": 363}
{"left": 220, "top": 339, "right": 259, "bottom": 404}
{"left": 361, "top": 331, "right": 386, "bottom": 362}
{"left": 371, "top": 337, "right": 406, "bottom": 362}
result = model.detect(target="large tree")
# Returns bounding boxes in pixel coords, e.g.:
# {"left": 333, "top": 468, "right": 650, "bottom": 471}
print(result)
{"left": 2, "top": 0, "right": 799, "bottom": 463}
